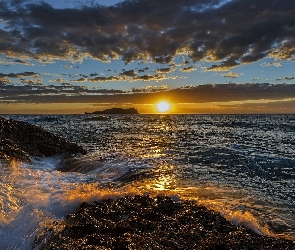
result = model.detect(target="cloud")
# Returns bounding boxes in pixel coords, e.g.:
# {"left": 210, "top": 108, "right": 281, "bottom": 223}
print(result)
{"left": 49, "top": 77, "right": 70, "bottom": 85}
{"left": 120, "top": 69, "right": 137, "bottom": 78}
{"left": 138, "top": 67, "right": 150, "bottom": 73}
{"left": 181, "top": 66, "right": 196, "bottom": 72}
{"left": 89, "top": 76, "right": 120, "bottom": 82}
{"left": 1, "top": 83, "right": 295, "bottom": 105}
{"left": 20, "top": 78, "right": 42, "bottom": 85}
{"left": 284, "top": 76, "right": 294, "bottom": 80}
{"left": 0, "top": 72, "right": 39, "bottom": 78}
{"left": 206, "top": 57, "right": 240, "bottom": 71}
{"left": 0, "top": 0, "right": 295, "bottom": 71}
{"left": 13, "top": 59, "right": 34, "bottom": 65}
{"left": 221, "top": 71, "right": 242, "bottom": 78}
{"left": 133, "top": 74, "right": 170, "bottom": 82}
{"left": 73, "top": 77, "right": 88, "bottom": 82}
{"left": 0, "top": 78, "right": 10, "bottom": 85}
{"left": 260, "top": 62, "right": 282, "bottom": 67}
{"left": 156, "top": 67, "right": 174, "bottom": 74}
{"left": 0, "top": 83, "right": 130, "bottom": 101}
{"left": 68, "top": 70, "right": 180, "bottom": 83}
{"left": 132, "top": 85, "right": 168, "bottom": 93}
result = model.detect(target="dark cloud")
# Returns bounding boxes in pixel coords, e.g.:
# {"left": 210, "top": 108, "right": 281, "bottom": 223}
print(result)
{"left": 206, "top": 57, "right": 240, "bottom": 71}
{"left": 138, "top": 67, "right": 150, "bottom": 73}
{"left": 181, "top": 66, "right": 196, "bottom": 72}
{"left": 1, "top": 83, "right": 295, "bottom": 104}
{"left": 0, "top": 71, "right": 38, "bottom": 78}
{"left": 0, "top": 0, "right": 295, "bottom": 70}
{"left": 13, "top": 59, "right": 32, "bottom": 65}
{"left": 156, "top": 67, "right": 174, "bottom": 74}
{"left": 217, "top": 99, "right": 295, "bottom": 114}
{"left": 73, "top": 77, "right": 88, "bottom": 82}
{"left": 284, "top": 76, "right": 294, "bottom": 80}
{"left": 133, "top": 74, "right": 169, "bottom": 82}
{"left": 132, "top": 85, "right": 168, "bottom": 93}
{"left": 119, "top": 69, "right": 137, "bottom": 77}
{"left": 0, "top": 84, "right": 126, "bottom": 101}
{"left": 89, "top": 76, "right": 120, "bottom": 82}
{"left": 85, "top": 72, "right": 174, "bottom": 82}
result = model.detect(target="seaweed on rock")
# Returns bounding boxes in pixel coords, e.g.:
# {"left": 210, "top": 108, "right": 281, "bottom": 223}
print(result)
{"left": 34, "top": 195, "right": 295, "bottom": 250}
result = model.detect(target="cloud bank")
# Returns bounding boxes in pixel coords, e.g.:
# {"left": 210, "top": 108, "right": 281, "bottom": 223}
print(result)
{"left": 1, "top": 0, "right": 295, "bottom": 70}
{"left": 1, "top": 83, "right": 295, "bottom": 105}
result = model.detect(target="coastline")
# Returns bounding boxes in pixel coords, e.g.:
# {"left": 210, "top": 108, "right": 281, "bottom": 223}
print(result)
{"left": 0, "top": 116, "right": 86, "bottom": 162}
{"left": 0, "top": 116, "right": 294, "bottom": 249}
{"left": 34, "top": 195, "right": 295, "bottom": 250}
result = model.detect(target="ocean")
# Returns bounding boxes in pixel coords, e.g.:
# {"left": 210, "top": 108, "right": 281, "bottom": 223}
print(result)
{"left": 0, "top": 114, "right": 294, "bottom": 249}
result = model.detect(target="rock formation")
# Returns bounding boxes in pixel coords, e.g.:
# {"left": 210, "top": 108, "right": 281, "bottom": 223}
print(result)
{"left": 34, "top": 195, "right": 295, "bottom": 250}
{"left": 0, "top": 116, "right": 86, "bottom": 162}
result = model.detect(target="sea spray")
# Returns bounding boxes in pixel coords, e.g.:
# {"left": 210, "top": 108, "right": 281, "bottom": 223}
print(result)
{"left": 1, "top": 114, "right": 294, "bottom": 248}
{"left": 0, "top": 157, "right": 153, "bottom": 249}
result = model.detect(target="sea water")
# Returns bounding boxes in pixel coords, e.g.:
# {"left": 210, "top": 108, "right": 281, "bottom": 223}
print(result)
{"left": 0, "top": 114, "right": 294, "bottom": 249}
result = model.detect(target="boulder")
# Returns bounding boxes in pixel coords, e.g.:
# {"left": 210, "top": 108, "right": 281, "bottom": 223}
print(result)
{"left": 0, "top": 116, "right": 86, "bottom": 162}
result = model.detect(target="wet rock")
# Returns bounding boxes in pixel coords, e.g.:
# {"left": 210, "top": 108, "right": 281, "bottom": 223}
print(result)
{"left": 0, "top": 116, "right": 86, "bottom": 162}
{"left": 34, "top": 195, "right": 295, "bottom": 250}
{"left": 57, "top": 154, "right": 103, "bottom": 173}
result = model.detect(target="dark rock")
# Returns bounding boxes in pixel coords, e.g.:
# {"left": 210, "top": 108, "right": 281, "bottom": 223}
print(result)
{"left": 0, "top": 116, "right": 87, "bottom": 162}
{"left": 33, "top": 195, "right": 295, "bottom": 250}
{"left": 57, "top": 154, "right": 103, "bottom": 173}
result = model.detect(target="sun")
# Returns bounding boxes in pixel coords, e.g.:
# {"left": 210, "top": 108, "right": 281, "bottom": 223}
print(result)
{"left": 157, "top": 101, "right": 170, "bottom": 113}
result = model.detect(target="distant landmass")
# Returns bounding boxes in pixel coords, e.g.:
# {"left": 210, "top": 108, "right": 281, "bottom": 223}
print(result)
{"left": 85, "top": 108, "right": 139, "bottom": 114}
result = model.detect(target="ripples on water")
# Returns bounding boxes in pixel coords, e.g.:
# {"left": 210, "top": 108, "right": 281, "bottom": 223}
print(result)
{"left": 1, "top": 114, "right": 295, "bottom": 248}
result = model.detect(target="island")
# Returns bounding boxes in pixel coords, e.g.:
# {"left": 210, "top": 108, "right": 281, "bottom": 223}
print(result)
{"left": 85, "top": 108, "right": 139, "bottom": 115}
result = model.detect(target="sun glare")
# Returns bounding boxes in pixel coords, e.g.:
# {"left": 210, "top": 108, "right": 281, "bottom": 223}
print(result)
{"left": 157, "top": 101, "right": 170, "bottom": 113}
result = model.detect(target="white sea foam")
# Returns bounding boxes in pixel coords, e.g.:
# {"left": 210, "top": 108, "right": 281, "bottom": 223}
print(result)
{"left": 1, "top": 114, "right": 295, "bottom": 248}
{"left": 0, "top": 156, "right": 153, "bottom": 249}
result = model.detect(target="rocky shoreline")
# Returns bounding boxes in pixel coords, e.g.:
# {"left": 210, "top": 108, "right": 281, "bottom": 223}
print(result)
{"left": 1, "top": 116, "right": 294, "bottom": 249}
{"left": 0, "top": 116, "right": 86, "bottom": 162}
{"left": 34, "top": 195, "right": 295, "bottom": 250}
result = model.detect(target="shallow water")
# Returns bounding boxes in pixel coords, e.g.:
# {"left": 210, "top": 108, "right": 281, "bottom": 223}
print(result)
{"left": 1, "top": 114, "right": 295, "bottom": 249}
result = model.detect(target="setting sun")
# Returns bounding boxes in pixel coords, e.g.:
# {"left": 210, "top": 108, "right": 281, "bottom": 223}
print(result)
{"left": 157, "top": 101, "right": 170, "bottom": 112}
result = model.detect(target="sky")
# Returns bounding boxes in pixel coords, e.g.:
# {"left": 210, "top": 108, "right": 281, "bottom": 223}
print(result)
{"left": 0, "top": 0, "right": 295, "bottom": 114}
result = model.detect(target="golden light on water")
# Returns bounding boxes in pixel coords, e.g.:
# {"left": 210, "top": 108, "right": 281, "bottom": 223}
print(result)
{"left": 156, "top": 101, "right": 170, "bottom": 113}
